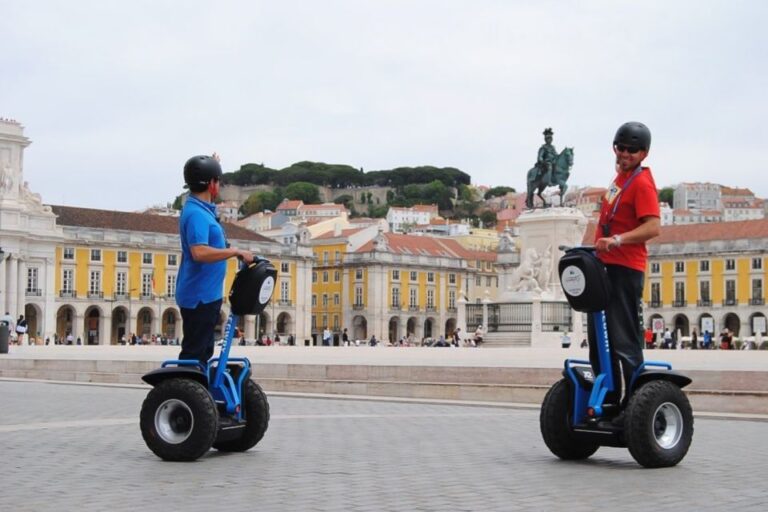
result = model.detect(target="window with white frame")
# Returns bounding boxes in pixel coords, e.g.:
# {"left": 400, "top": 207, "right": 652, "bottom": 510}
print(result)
{"left": 323, "top": 271, "right": 328, "bottom": 282}
{"left": 312, "top": 295, "right": 317, "bottom": 307}
{"left": 322, "top": 294, "right": 328, "bottom": 307}
{"left": 63, "top": 247, "right": 75, "bottom": 260}
{"left": 449, "top": 273, "right": 456, "bottom": 284}
{"left": 355, "top": 287, "right": 363, "bottom": 306}
{"left": 333, "top": 315, "right": 340, "bottom": 330}
{"left": 725, "top": 279, "right": 736, "bottom": 302}
{"left": 334, "top": 270, "right": 340, "bottom": 282}
{"left": 427, "top": 272, "right": 434, "bottom": 283}
{"left": 699, "top": 260, "right": 709, "bottom": 272}
{"left": 674, "top": 281, "right": 685, "bottom": 303}
{"left": 355, "top": 268, "right": 363, "bottom": 280}
{"left": 726, "top": 259, "right": 736, "bottom": 271}
{"left": 117, "top": 250, "right": 128, "bottom": 263}
{"left": 166, "top": 274, "right": 177, "bottom": 298}
{"left": 323, "top": 251, "right": 328, "bottom": 265}
{"left": 281, "top": 262, "right": 289, "bottom": 273}
{"left": 280, "top": 281, "right": 289, "bottom": 302}
{"left": 700, "top": 281, "right": 710, "bottom": 301}
{"left": 753, "top": 258, "right": 763, "bottom": 270}
{"left": 651, "top": 282, "right": 661, "bottom": 304}
{"left": 167, "top": 254, "right": 177, "bottom": 266}
{"left": 116, "top": 271, "right": 127, "bottom": 295}
{"left": 427, "top": 289, "right": 434, "bottom": 308}
{"left": 675, "top": 261, "right": 685, "bottom": 273}
{"left": 62, "top": 269, "right": 73, "bottom": 293}
{"left": 143, "top": 252, "right": 153, "bottom": 265}
{"left": 448, "top": 290, "right": 456, "bottom": 309}
{"left": 334, "top": 293, "right": 340, "bottom": 306}
{"left": 752, "top": 279, "right": 762, "bottom": 300}
{"left": 89, "top": 270, "right": 101, "bottom": 295}
{"left": 311, "top": 315, "right": 317, "bottom": 329}
{"left": 650, "top": 262, "right": 660, "bottom": 274}
{"left": 26, "top": 268, "right": 39, "bottom": 294}
{"left": 392, "top": 288, "right": 400, "bottom": 307}
{"left": 392, "top": 270, "right": 400, "bottom": 281}
{"left": 476, "top": 276, "right": 481, "bottom": 286}
{"left": 142, "top": 273, "right": 153, "bottom": 297}
{"left": 312, "top": 272, "right": 317, "bottom": 283}
{"left": 409, "top": 288, "right": 417, "bottom": 308}
{"left": 410, "top": 271, "right": 417, "bottom": 281}
{"left": 90, "top": 249, "right": 101, "bottom": 262}
{"left": 335, "top": 251, "right": 341, "bottom": 264}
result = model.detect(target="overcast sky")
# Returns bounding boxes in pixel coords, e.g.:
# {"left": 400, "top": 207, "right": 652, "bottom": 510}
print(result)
{"left": 2, "top": 1, "right": 766, "bottom": 211}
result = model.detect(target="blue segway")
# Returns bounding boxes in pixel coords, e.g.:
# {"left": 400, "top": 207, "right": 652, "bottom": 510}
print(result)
{"left": 540, "top": 246, "right": 694, "bottom": 468}
{"left": 140, "top": 258, "right": 277, "bottom": 461}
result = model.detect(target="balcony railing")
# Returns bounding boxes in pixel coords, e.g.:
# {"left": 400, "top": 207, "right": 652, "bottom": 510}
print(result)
{"left": 723, "top": 298, "right": 737, "bottom": 306}
{"left": 447, "top": 307, "right": 457, "bottom": 313}
{"left": 113, "top": 293, "right": 129, "bottom": 300}
{"left": 59, "top": 290, "right": 75, "bottom": 298}
{"left": 390, "top": 304, "right": 401, "bottom": 311}
{"left": 750, "top": 298, "right": 765, "bottom": 306}
{"left": 426, "top": 306, "right": 436, "bottom": 312}
{"left": 408, "top": 305, "right": 420, "bottom": 312}
{"left": 649, "top": 300, "right": 662, "bottom": 308}
{"left": 672, "top": 300, "right": 687, "bottom": 308}
{"left": 278, "top": 299, "right": 293, "bottom": 306}
{"left": 87, "top": 291, "right": 104, "bottom": 299}
{"left": 352, "top": 303, "right": 365, "bottom": 310}
{"left": 697, "top": 299, "right": 712, "bottom": 307}
{"left": 140, "top": 293, "right": 154, "bottom": 300}
{"left": 25, "top": 288, "right": 42, "bottom": 296}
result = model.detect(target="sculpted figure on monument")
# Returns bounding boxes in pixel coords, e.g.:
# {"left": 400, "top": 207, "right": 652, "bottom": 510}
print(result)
{"left": 508, "top": 248, "right": 543, "bottom": 294}
{"left": 525, "top": 128, "right": 574, "bottom": 209}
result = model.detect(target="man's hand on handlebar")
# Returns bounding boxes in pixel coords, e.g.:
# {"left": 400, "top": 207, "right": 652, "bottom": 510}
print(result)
{"left": 236, "top": 250, "right": 255, "bottom": 264}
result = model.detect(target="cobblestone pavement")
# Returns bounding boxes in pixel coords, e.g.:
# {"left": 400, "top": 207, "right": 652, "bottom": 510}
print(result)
{"left": 1, "top": 381, "right": 766, "bottom": 512}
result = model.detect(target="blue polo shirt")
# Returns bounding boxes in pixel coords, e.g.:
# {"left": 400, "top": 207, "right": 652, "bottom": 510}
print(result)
{"left": 176, "top": 195, "right": 227, "bottom": 309}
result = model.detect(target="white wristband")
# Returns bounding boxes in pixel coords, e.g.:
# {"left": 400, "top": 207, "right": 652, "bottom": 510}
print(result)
{"left": 612, "top": 234, "right": 622, "bottom": 247}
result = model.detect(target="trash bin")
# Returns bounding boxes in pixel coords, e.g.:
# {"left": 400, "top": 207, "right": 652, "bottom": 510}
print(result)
{"left": 0, "top": 324, "right": 9, "bottom": 354}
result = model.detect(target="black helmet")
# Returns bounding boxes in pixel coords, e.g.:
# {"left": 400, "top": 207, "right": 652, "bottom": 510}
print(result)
{"left": 183, "top": 155, "right": 222, "bottom": 189}
{"left": 613, "top": 122, "right": 651, "bottom": 151}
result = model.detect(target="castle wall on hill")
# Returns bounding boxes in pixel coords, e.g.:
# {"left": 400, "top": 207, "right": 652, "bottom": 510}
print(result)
{"left": 219, "top": 183, "right": 394, "bottom": 208}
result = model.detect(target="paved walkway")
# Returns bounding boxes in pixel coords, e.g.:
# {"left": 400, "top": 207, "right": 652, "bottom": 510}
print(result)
{"left": 1, "top": 381, "right": 766, "bottom": 512}
{"left": 4, "top": 344, "right": 768, "bottom": 371}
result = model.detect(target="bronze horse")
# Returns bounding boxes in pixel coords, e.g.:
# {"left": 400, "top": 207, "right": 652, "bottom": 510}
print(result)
{"left": 525, "top": 147, "right": 573, "bottom": 209}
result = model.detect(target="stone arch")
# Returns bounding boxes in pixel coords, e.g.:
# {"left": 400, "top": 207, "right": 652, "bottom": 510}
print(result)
{"left": 672, "top": 314, "right": 690, "bottom": 337}
{"left": 84, "top": 305, "right": 104, "bottom": 345}
{"left": 111, "top": 306, "right": 129, "bottom": 344}
{"left": 23, "top": 303, "right": 42, "bottom": 343}
{"left": 277, "top": 312, "right": 292, "bottom": 335}
{"left": 697, "top": 313, "right": 715, "bottom": 337}
{"left": 406, "top": 317, "right": 418, "bottom": 339}
{"left": 136, "top": 307, "right": 154, "bottom": 339}
{"left": 161, "top": 307, "right": 180, "bottom": 340}
{"left": 56, "top": 305, "right": 76, "bottom": 340}
{"left": 424, "top": 317, "right": 436, "bottom": 339}
{"left": 445, "top": 318, "right": 457, "bottom": 338}
{"left": 749, "top": 312, "right": 766, "bottom": 336}
{"left": 723, "top": 312, "right": 741, "bottom": 336}
{"left": 388, "top": 316, "right": 400, "bottom": 343}
{"left": 352, "top": 315, "right": 367, "bottom": 341}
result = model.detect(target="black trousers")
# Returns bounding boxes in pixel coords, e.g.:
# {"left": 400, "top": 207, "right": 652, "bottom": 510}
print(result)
{"left": 587, "top": 264, "right": 645, "bottom": 402}
{"left": 179, "top": 299, "right": 223, "bottom": 364}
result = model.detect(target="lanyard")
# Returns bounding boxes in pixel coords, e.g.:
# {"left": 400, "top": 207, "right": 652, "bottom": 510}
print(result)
{"left": 607, "top": 165, "right": 644, "bottom": 224}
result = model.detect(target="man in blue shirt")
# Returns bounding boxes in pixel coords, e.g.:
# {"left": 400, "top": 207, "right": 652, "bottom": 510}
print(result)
{"left": 177, "top": 154, "right": 254, "bottom": 363}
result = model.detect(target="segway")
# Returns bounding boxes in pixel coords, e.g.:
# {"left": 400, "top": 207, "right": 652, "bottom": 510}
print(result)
{"left": 140, "top": 257, "right": 276, "bottom": 461}
{"left": 540, "top": 246, "right": 693, "bottom": 468}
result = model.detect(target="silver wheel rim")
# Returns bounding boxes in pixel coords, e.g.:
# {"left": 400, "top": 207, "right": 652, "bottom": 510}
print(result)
{"left": 155, "top": 399, "right": 194, "bottom": 444}
{"left": 653, "top": 402, "right": 683, "bottom": 449}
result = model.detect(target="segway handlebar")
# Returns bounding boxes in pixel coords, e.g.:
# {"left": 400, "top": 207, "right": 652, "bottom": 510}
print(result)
{"left": 559, "top": 244, "right": 595, "bottom": 253}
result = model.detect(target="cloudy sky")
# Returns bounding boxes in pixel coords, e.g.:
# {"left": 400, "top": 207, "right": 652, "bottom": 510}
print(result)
{"left": 2, "top": 1, "right": 766, "bottom": 211}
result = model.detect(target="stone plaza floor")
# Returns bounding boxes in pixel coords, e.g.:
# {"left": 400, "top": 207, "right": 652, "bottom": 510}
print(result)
{"left": 1, "top": 380, "right": 767, "bottom": 511}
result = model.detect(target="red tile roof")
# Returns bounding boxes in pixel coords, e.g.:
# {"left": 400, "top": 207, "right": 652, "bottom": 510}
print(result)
{"left": 314, "top": 227, "right": 366, "bottom": 240}
{"left": 49, "top": 205, "right": 276, "bottom": 243}
{"left": 650, "top": 219, "right": 768, "bottom": 245}
{"left": 276, "top": 199, "right": 303, "bottom": 210}
{"left": 356, "top": 232, "right": 474, "bottom": 259}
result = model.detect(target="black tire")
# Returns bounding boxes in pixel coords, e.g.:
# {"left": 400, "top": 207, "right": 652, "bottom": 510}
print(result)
{"left": 540, "top": 379, "right": 600, "bottom": 460}
{"left": 213, "top": 379, "right": 270, "bottom": 452}
{"left": 625, "top": 380, "right": 694, "bottom": 468}
{"left": 140, "top": 378, "right": 218, "bottom": 461}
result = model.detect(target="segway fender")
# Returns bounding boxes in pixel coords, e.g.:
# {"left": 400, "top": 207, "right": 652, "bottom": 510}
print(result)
{"left": 142, "top": 367, "right": 208, "bottom": 388}
{"left": 631, "top": 370, "right": 692, "bottom": 392}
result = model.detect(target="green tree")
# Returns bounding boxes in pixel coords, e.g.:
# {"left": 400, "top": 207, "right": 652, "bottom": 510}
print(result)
{"left": 479, "top": 210, "right": 497, "bottom": 228}
{"left": 368, "top": 204, "right": 389, "bottom": 218}
{"left": 284, "top": 182, "right": 320, "bottom": 204}
{"left": 240, "top": 190, "right": 280, "bottom": 216}
{"left": 172, "top": 194, "right": 184, "bottom": 210}
{"left": 333, "top": 194, "right": 355, "bottom": 210}
{"left": 658, "top": 187, "right": 674, "bottom": 207}
{"left": 484, "top": 186, "right": 516, "bottom": 200}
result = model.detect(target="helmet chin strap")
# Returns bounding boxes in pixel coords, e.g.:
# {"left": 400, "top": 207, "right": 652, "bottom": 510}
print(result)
{"left": 207, "top": 180, "right": 218, "bottom": 201}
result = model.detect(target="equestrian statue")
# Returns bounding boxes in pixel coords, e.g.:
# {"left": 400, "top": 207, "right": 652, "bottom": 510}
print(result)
{"left": 525, "top": 127, "right": 574, "bottom": 209}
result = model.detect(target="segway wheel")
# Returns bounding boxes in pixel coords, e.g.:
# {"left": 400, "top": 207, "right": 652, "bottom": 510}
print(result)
{"left": 213, "top": 379, "right": 270, "bottom": 452}
{"left": 624, "top": 380, "right": 694, "bottom": 468}
{"left": 140, "top": 378, "right": 218, "bottom": 461}
{"left": 540, "top": 379, "right": 600, "bottom": 460}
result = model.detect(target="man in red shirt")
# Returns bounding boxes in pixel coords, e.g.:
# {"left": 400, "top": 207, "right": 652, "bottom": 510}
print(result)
{"left": 591, "top": 121, "right": 661, "bottom": 412}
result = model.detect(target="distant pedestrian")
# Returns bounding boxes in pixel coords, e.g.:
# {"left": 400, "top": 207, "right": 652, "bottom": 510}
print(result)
{"left": 342, "top": 328, "right": 349, "bottom": 346}
{"left": 322, "top": 327, "right": 332, "bottom": 346}
{"left": 690, "top": 328, "right": 698, "bottom": 350}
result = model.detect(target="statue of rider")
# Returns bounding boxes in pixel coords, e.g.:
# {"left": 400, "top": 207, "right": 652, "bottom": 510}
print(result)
{"left": 536, "top": 127, "right": 558, "bottom": 184}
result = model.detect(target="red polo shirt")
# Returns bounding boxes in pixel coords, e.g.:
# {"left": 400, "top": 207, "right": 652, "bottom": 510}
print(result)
{"left": 595, "top": 166, "right": 660, "bottom": 272}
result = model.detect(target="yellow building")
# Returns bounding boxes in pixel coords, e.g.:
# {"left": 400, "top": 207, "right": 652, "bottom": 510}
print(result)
{"left": 644, "top": 219, "right": 768, "bottom": 338}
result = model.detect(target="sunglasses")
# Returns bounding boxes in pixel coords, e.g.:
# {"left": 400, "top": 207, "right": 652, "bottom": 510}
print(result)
{"left": 614, "top": 144, "right": 642, "bottom": 154}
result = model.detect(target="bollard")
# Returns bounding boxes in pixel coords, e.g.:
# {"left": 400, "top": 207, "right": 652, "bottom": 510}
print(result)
{"left": 0, "top": 324, "right": 9, "bottom": 354}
